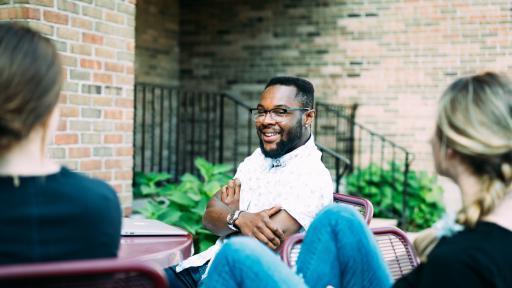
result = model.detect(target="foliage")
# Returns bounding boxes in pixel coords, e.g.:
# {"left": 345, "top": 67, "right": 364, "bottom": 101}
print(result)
{"left": 135, "top": 158, "right": 233, "bottom": 253}
{"left": 346, "top": 162, "right": 444, "bottom": 231}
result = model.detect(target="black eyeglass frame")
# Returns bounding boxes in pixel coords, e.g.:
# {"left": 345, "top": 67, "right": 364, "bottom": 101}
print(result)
{"left": 249, "top": 107, "right": 312, "bottom": 122}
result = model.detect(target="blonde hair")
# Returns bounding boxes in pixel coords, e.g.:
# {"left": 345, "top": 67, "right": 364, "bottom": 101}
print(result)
{"left": 437, "top": 72, "right": 512, "bottom": 228}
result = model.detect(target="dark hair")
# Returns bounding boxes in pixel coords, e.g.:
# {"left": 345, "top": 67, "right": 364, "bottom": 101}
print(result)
{"left": 0, "top": 23, "right": 62, "bottom": 155}
{"left": 265, "top": 76, "right": 315, "bottom": 109}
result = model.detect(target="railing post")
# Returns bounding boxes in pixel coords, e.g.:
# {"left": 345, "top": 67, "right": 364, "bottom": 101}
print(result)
{"left": 348, "top": 104, "right": 358, "bottom": 172}
{"left": 401, "top": 152, "right": 411, "bottom": 230}
{"left": 335, "top": 157, "right": 340, "bottom": 193}
{"left": 219, "top": 94, "right": 225, "bottom": 163}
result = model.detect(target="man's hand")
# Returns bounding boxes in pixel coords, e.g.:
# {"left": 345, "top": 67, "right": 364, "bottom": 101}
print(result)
{"left": 220, "top": 178, "right": 241, "bottom": 211}
{"left": 235, "top": 206, "right": 285, "bottom": 250}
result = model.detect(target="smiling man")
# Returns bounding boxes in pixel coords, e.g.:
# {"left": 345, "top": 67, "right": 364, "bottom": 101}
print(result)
{"left": 166, "top": 76, "right": 333, "bottom": 288}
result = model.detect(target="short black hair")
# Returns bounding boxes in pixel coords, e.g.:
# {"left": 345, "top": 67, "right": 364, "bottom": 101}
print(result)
{"left": 265, "top": 76, "right": 314, "bottom": 109}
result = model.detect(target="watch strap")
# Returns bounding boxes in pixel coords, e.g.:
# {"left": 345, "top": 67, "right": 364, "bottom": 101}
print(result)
{"left": 227, "top": 210, "right": 243, "bottom": 231}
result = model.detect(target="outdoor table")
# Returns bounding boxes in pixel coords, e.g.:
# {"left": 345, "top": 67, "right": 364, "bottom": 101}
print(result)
{"left": 118, "top": 233, "right": 193, "bottom": 268}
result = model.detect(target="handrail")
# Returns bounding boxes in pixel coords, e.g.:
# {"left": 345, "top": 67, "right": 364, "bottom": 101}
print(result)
{"left": 316, "top": 102, "right": 411, "bottom": 156}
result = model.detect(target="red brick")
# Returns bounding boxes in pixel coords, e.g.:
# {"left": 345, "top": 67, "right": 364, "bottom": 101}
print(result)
{"left": 60, "top": 54, "right": 77, "bottom": 67}
{"left": 104, "top": 109, "right": 123, "bottom": 119}
{"left": 115, "top": 147, "right": 133, "bottom": 156}
{"left": 112, "top": 184, "right": 122, "bottom": 194}
{"left": 0, "top": 7, "right": 40, "bottom": 20}
{"left": 80, "top": 59, "right": 102, "bottom": 70}
{"left": 43, "top": 10, "right": 68, "bottom": 25}
{"left": 105, "top": 159, "right": 131, "bottom": 169}
{"left": 95, "top": 47, "right": 115, "bottom": 59}
{"left": 115, "top": 122, "right": 132, "bottom": 132}
{"left": 115, "top": 170, "right": 133, "bottom": 180}
{"left": 57, "top": 27, "right": 79, "bottom": 41}
{"left": 114, "top": 75, "right": 133, "bottom": 86}
{"left": 83, "top": 32, "right": 104, "bottom": 45}
{"left": 55, "top": 134, "right": 78, "bottom": 145}
{"left": 115, "top": 98, "right": 134, "bottom": 108}
{"left": 126, "top": 41, "right": 135, "bottom": 52}
{"left": 57, "top": 120, "right": 67, "bottom": 131}
{"left": 105, "top": 62, "right": 124, "bottom": 73}
{"left": 80, "top": 159, "right": 102, "bottom": 171}
{"left": 104, "top": 134, "right": 123, "bottom": 144}
{"left": 69, "top": 147, "right": 91, "bottom": 158}
{"left": 93, "top": 96, "right": 113, "bottom": 107}
{"left": 105, "top": 10, "right": 125, "bottom": 24}
{"left": 71, "top": 43, "right": 93, "bottom": 56}
{"left": 124, "top": 110, "right": 134, "bottom": 120}
{"left": 125, "top": 64, "right": 134, "bottom": 75}
{"left": 92, "top": 171, "right": 113, "bottom": 181}
{"left": 59, "top": 106, "right": 79, "bottom": 118}
{"left": 93, "top": 73, "right": 113, "bottom": 84}
{"left": 71, "top": 17, "right": 93, "bottom": 30}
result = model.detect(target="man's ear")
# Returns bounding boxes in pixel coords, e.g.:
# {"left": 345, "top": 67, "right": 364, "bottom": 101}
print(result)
{"left": 304, "top": 109, "right": 315, "bottom": 127}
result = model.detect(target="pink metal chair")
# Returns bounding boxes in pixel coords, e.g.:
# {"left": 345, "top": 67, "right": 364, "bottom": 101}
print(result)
{"left": 0, "top": 258, "right": 168, "bottom": 288}
{"left": 281, "top": 226, "right": 419, "bottom": 280}
{"left": 333, "top": 193, "right": 374, "bottom": 224}
{"left": 280, "top": 193, "right": 374, "bottom": 269}
{"left": 372, "top": 227, "right": 420, "bottom": 279}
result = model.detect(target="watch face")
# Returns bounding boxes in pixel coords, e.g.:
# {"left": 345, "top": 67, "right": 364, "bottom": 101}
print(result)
{"left": 227, "top": 211, "right": 235, "bottom": 225}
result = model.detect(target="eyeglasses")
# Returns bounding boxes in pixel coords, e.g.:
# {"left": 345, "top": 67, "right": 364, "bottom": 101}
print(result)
{"left": 249, "top": 107, "right": 311, "bottom": 123}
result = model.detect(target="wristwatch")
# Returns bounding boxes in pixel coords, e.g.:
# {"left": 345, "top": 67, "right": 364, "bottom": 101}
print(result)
{"left": 227, "top": 210, "right": 243, "bottom": 232}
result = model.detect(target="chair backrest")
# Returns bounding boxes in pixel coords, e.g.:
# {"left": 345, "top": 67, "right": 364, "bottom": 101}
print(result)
{"left": 281, "top": 227, "right": 419, "bottom": 280}
{"left": 333, "top": 193, "right": 374, "bottom": 224}
{"left": 372, "top": 227, "right": 419, "bottom": 280}
{"left": 0, "top": 258, "right": 168, "bottom": 288}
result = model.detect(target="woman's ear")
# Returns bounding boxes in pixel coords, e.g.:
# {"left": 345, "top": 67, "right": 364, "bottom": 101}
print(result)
{"left": 445, "top": 147, "right": 458, "bottom": 161}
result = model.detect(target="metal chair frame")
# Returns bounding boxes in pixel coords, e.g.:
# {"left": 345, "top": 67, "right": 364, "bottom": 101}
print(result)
{"left": 281, "top": 226, "right": 419, "bottom": 280}
{"left": 333, "top": 193, "right": 374, "bottom": 224}
{"left": 0, "top": 258, "right": 168, "bottom": 288}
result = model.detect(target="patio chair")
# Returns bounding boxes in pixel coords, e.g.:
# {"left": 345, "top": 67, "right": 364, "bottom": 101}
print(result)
{"left": 280, "top": 193, "right": 374, "bottom": 269}
{"left": 333, "top": 193, "right": 374, "bottom": 225}
{"left": 281, "top": 226, "right": 419, "bottom": 280}
{"left": 0, "top": 258, "right": 168, "bottom": 288}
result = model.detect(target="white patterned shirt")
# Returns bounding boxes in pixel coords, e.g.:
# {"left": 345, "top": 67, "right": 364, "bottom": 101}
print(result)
{"left": 176, "top": 135, "right": 333, "bottom": 277}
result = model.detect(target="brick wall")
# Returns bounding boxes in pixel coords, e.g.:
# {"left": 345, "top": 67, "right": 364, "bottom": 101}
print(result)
{"left": 0, "top": 0, "right": 136, "bottom": 213}
{"left": 179, "top": 0, "right": 512, "bottom": 171}
{"left": 135, "top": 0, "right": 179, "bottom": 86}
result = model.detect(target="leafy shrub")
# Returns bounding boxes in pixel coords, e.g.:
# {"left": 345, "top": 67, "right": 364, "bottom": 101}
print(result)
{"left": 346, "top": 162, "right": 444, "bottom": 231}
{"left": 135, "top": 158, "right": 233, "bottom": 252}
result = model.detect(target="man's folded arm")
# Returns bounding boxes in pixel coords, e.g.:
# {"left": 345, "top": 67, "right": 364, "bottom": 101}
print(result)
{"left": 202, "top": 191, "right": 235, "bottom": 237}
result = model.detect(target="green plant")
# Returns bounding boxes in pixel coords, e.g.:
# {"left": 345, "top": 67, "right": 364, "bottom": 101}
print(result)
{"left": 135, "top": 158, "right": 233, "bottom": 252}
{"left": 346, "top": 162, "right": 444, "bottom": 231}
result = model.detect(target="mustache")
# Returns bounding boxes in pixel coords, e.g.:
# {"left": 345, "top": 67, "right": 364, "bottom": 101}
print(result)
{"left": 257, "top": 127, "right": 281, "bottom": 134}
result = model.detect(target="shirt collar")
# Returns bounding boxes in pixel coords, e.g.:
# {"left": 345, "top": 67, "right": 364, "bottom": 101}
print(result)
{"left": 266, "top": 134, "right": 316, "bottom": 169}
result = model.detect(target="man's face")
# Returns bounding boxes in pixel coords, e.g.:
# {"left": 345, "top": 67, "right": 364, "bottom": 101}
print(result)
{"left": 256, "top": 85, "right": 306, "bottom": 159}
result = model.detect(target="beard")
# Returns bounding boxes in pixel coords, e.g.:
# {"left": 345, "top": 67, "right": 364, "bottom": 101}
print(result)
{"left": 259, "top": 120, "right": 304, "bottom": 159}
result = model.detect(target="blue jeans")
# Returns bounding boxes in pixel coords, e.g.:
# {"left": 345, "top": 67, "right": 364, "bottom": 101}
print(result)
{"left": 201, "top": 205, "right": 393, "bottom": 288}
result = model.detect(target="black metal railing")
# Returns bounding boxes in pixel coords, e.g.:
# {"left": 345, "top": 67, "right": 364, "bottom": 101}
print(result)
{"left": 314, "top": 102, "right": 414, "bottom": 227}
{"left": 134, "top": 83, "right": 256, "bottom": 180}
{"left": 133, "top": 83, "right": 351, "bottom": 186}
{"left": 133, "top": 83, "right": 413, "bottom": 227}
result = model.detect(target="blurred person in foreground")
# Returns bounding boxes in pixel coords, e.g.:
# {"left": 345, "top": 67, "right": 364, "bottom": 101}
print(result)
{"left": 0, "top": 23, "right": 121, "bottom": 264}
{"left": 201, "top": 72, "right": 512, "bottom": 288}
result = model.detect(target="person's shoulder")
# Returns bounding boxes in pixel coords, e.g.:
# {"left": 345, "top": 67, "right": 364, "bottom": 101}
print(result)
{"left": 57, "top": 167, "right": 119, "bottom": 201}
